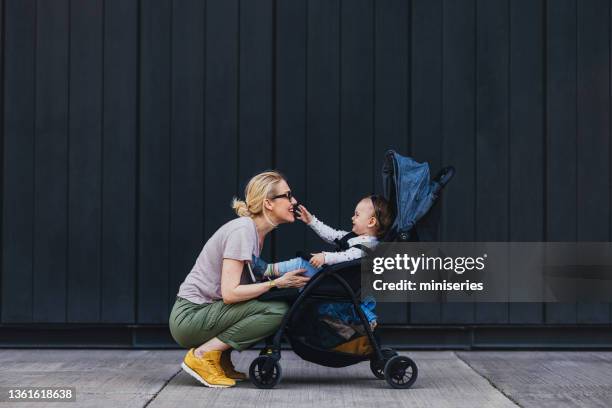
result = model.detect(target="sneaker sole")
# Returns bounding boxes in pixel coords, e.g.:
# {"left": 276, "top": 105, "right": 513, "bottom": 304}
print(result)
{"left": 181, "top": 362, "right": 234, "bottom": 388}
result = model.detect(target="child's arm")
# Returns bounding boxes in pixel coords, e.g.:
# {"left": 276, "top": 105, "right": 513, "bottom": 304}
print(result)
{"left": 297, "top": 205, "right": 348, "bottom": 244}
{"left": 308, "top": 216, "right": 350, "bottom": 244}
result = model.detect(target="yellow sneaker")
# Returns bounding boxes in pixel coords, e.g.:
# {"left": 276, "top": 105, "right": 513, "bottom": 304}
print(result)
{"left": 181, "top": 349, "right": 236, "bottom": 388}
{"left": 220, "top": 350, "right": 248, "bottom": 381}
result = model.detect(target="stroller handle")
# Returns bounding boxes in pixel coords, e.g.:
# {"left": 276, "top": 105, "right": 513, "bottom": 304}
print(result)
{"left": 433, "top": 166, "right": 455, "bottom": 189}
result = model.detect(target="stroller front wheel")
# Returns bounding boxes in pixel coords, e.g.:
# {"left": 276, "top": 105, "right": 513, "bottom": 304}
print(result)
{"left": 249, "top": 356, "right": 282, "bottom": 389}
{"left": 384, "top": 355, "right": 418, "bottom": 389}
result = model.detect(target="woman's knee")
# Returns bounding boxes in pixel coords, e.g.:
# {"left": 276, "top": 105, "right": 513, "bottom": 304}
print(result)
{"left": 263, "top": 301, "right": 289, "bottom": 317}
{"left": 245, "top": 300, "right": 288, "bottom": 330}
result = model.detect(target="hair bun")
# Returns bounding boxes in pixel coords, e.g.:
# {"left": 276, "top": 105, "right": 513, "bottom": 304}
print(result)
{"left": 232, "top": 197, "right": 251, "bottom": 217}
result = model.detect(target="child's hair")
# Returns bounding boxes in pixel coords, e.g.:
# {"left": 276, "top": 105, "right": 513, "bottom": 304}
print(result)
{"left": 367, "top": 195, "right": 393, "bottom": 239}
{"left": 232, "top": 171, "right": 286, "bottom": 217}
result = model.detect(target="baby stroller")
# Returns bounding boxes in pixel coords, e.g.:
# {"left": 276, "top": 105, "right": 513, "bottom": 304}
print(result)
{"left": 249, "top": 150, "right": 455, "bottom": 389}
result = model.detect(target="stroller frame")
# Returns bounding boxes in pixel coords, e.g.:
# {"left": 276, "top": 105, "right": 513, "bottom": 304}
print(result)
{"left": 271, "top": 259, "right": 380, "bottom": 362}
{"left": 249, "top": 258, "right": 413, "bottom": 389}
{"left": 248, "top": 157, "right": 455, "bottom": 390}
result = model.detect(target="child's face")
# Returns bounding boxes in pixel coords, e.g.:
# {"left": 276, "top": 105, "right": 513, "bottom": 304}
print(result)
{"left": 351, "top": 199, "right": 377, "bottom": 235}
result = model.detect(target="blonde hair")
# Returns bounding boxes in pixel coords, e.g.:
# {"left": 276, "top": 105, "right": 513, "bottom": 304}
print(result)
{"left": 232, "top": 171, "right": 286, "bottom": 218}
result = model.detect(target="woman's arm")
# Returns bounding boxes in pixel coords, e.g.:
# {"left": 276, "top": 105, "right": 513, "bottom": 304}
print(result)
{"left": 221, "top": 259, "right": 309, "bottom": 304}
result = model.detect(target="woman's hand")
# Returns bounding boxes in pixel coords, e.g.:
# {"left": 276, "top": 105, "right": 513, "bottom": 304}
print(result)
{"left": 309, "top": 253, "right": 325, "bottom": 268}
{"left": 274, "top": 269, "right": 310, "bottom": 289}
{"left": 296, "top": 205, "right": 313, "bottom": 224}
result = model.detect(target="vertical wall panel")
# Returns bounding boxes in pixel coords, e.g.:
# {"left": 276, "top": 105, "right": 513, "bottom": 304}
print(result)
{"left": 305, "top": 0, "right": 340, "bottom": 252}
{"left": 239, "top": 0, "right": 273, "bottom": 179}
{"left": 546, "top": 0, "right": 577, "bottom": 324}
{"left": 138, "top": 0, "right": 172, "bottom": 323}
{"left": 374, "top": 0, "right": 409, "bottom": 180}
{"left": 339, "top": 0, "right": 379, "bottom": 321}
{"left": 101, "top": 0, "right": 138, "bottom": 323}
{"left": 410, "top": 0, "right": 442, "bottom": 324}
{"left": 575, "top": 0, "right": 610, "bottom": 324}
{"left": 508, "top": 0, "right": 544, "bottom": 324}
{"left": 67, "top": 0, "right": 103, "bottom": 323}
{"left": 2, "top": 0, "right": 36, "bottom": 323}
{"left": 373, "top": 0, "right": 410, "bottom": 324}
{"left": 239, "top": 0, "right": 274, "bottom": 260}
{"left": 275, "top": 0, "right": 307, "bottom": 261}
{"left": 33, "top": 0, "right": 69, "bottom": 322}
{"left": 441, "top": 0, "right": 476, "bottom": 324}
{"left": 340, "top": 0, "right": 373, "bottom": 230}
{"left": 204, "top": 0, "right": 239, "bottom": 240}
{"left": 475, "top": 0, "right": 509, "bottom": 324}
{"left": 169, "top": 0, "right": 205, "bottom": 312}
{"left": 411, "top": 0, "right": 442, "bottom": 171}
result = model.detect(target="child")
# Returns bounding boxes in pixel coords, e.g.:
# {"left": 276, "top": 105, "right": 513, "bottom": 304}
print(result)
{"left": 252, "top": 194, "right": 393, "bottom": 327}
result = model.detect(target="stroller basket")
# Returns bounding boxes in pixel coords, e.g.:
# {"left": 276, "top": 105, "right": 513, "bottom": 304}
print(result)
{"left": 289, "top": 335, "right": 368, "bottom": 368}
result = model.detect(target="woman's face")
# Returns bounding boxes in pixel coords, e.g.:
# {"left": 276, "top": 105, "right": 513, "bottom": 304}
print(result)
{"left": 267, "top": 179, "right": 298, "bottom": 224}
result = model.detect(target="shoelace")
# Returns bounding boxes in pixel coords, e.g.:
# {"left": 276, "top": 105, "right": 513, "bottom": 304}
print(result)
{"left": 204, "top": 357, "right": 226, "bottom": 377}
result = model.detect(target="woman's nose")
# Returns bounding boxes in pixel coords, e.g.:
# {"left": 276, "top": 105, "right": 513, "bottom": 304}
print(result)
{"left": 290, "top": 197, "right": 298, "bottom": 205}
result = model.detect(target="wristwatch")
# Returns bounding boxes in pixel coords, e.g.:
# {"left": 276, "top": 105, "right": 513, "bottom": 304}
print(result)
{"left": 268, "top": 279, "right": 276, "bottom": 288}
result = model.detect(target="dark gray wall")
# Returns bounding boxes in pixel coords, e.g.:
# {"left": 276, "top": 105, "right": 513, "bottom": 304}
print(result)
{"left": 2, "top": 0, "right": 611, "bottom": 328}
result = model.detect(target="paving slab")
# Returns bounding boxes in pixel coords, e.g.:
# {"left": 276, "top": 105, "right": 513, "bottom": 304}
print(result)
{"left": 148, "top": 351, "right": 517, "bottom": 408}
{"left": 457, "top": 351, "right": 612, "bottom": 408}
{"left": 0, "top": 349, "right": 184, "bottom": 408}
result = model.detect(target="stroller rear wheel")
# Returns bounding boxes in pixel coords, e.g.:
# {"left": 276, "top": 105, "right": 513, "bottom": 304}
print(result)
{"left": 249, "top": 356, "right": 282, "bottom": 389}
{"left": 370, "top": 348, "right": 398, "bottom": 379}
{"left": 384, "top": 355, "right": 418, "bottom": 389}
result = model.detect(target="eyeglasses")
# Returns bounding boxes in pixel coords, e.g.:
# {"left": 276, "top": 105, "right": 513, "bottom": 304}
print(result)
{"left": 270, "top": 191, "right": 294, "bottom": 201}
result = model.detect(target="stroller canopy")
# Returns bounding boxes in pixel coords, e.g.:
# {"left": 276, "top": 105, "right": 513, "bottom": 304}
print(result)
{"left": 382, "top": 150, "right": 438, "bottom": 236}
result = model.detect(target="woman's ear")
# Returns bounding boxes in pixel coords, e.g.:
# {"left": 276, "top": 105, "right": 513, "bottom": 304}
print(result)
{"left": 263, "top": 198, "right": 274, "bottom": 211}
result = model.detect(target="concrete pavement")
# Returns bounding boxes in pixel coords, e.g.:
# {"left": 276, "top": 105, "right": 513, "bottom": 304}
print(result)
{"left": 0, "top": 349, "right": 611, "bottom": 407}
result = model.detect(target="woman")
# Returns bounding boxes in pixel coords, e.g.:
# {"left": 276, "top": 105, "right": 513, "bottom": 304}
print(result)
{"left": 169, "top": 171, "right": 310, "bottom": 388}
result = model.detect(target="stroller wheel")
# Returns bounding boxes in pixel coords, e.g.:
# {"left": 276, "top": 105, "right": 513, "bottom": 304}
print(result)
{"left": 370, "top": 348, "right": 398, "bottom": 379}
{"left": 249, "top": 356, "right": 282, "bottom": 389}
{"left": 384, "top": 355, "right": 418, "bottom": 389}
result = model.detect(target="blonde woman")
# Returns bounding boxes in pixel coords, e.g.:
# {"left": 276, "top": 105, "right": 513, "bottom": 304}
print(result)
{"left": 169, "top": 171, "right": 309, "bottom": 388}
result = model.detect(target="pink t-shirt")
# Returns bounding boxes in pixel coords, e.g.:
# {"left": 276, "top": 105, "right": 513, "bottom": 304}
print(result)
{"left": 177, "top": 217, "right": 260, "bottom": 304}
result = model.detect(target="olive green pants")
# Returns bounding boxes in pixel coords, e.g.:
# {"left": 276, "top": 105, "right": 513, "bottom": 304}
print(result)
{"left": 169, "top": 296, "right": 289, "bottom": 351}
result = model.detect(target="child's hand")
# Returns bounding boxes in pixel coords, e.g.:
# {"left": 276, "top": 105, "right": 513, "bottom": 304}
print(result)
{"left": 296, "top": 205, "right": 313, "bottom": 224}
{"left": 309, "top": 253, "right": 325, "bottom": 268}
{"left": 370, "top": 320, "right": 378, "bottom": 331}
